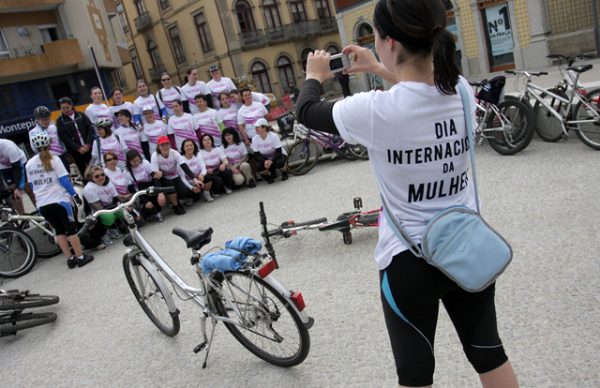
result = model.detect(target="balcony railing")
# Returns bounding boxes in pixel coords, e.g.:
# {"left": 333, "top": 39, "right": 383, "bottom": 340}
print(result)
{"left": 149, "top": 64, "right": 167, "bottom": 82}
{"left": 239, "top": 29, "right": 266, "bottom": 48}
{"left": 134, "top": 11, "right": 152, "bottom": 33}
{"left": 318, "top": 17, "right": 338, "bottom": 33}
{"left": 265, "top": 26, "right": 287, "bottom": 44}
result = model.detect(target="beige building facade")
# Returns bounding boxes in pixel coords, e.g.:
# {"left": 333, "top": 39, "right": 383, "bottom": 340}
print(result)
{"left": 117, "top": 0, "right": 342, "bottom": 96}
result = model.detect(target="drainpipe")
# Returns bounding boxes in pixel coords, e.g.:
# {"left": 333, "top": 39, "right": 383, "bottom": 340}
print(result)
{"left": 593, "top": 0, "right": 600, "bottom": 56}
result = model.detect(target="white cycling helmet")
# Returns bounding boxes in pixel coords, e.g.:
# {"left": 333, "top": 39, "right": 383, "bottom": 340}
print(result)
{"left": 31, "top": 132, "right": 51, "bottom": 150}
{"left": 95, "top": 118, "right": 113, "bottom": 128}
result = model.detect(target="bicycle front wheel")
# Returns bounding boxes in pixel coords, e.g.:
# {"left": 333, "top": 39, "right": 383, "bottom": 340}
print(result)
{"left": 0, "top": 312, "right": 57, "bottom": 336}
{"left": 0, "top": 227, "right": 37, "bottom": 279}
{"left": 286, "top": 139, "right": 319, "bottom": 176}
{"left": 212, "top": 271, "right": 310, "bottom": 367}
{"left": 487, "top": 99, "right": 535, "bottom": 155}
{"left": 573, "top": 87, "right": 600, "bottom": 150}
{"left": 123, "top": 254, "right": 180, "bottom": 337}
{"left": 0, "top": 292, "right": 59, "bottom": 311}
{"left": 533, "top": 87, "right": 568, "bottom": 142}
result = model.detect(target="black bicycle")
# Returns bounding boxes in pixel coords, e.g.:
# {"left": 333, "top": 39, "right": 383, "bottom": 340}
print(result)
{"left": 0, "top": 289, "right": 59, "bottom": 336}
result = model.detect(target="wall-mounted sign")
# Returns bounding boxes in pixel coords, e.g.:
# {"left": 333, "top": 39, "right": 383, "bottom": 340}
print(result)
{"left": 485, "top": 3, "right": 513, "bottom": 56}
{"left": 0, "top": 117, "right": 35, "bottom": 138}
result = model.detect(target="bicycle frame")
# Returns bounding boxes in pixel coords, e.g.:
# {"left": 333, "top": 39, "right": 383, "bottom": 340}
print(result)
{"left": 2, "top": 209, "right": 55, "bottom": 238}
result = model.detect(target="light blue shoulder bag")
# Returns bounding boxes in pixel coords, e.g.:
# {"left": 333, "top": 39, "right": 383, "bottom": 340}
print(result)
{"left": 382, "top": 82, "right": 512, "bottom": 292}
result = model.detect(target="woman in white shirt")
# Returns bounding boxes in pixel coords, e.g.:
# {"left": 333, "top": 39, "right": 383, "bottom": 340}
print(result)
{"left": 133, "top": 79, "right": 166, "bottom": 125}
{"left": 178, "top": 139, "right": 214, "bottom": 203}
{"left": 114, "top": 109, "right": 149, "bottom": 160}
{"left": 216, "top": 92, "right": 239, "bottom": 131}
{"left": 198, "top": 134, "right": 233, "bottom": 196}
{"left": 221, "top": 127, "right": 255, "bottom": 188}
{"left": 192, "top": 94, "right": 221, "bottom": 146}
{"left": 125, "top": 150, "right": 163, "bottom": 222}
{"left": 251, "top": 119, "right": 287, "bottom": 184}
{"left": 140, "top": 106, "right": 167, "bottom": 156}
{"left": 84, "top": 87, "right": 112, "bottom": 125}
{"left": 26, "top": 132, "right": 93, "bottom": 268}
{"left": 237, "top": 88, "right": 268, "bottom": 144}
{"left": 166, "top": 99, "right": 199, "bottom": 151}
{"left": 182, "top": 68, "right": 213, "bottom": 113}
{"left": 109, "top": 87, "right": 135, "bottom": 126}
{"left": 156, "top": 72, "right": 185, "bottom": 117}
{"left": 207, "top": 65, "right": 237, "bottom": 108}
{"left": 103, "top": 151, "right": 133, "bottom": 202}
{"left": 90, "top": 119, "right": 126, "bottom": 169}
{"left": 294, "top": 0, "right": 518, "bottom": 386}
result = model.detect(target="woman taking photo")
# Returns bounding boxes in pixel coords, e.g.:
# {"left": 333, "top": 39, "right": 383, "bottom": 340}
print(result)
{"left": 178, "top": 139, "right": 214, "bottom": 203}
{"left": 125, "top": 150, "right": 163, "bottom": 222}
{"left": 295, "top": 0, "right": 518, "bottom": 387}
{"left": 90, "top": 118, "right": 126, "bottom": 169}
{"left": 221, "top": 127, "right": 255, "bottom": 188}
{"left": 26, "top": 132, "right": 93, "bottom": 268}
{"left": 251, "top": 119, "right": 287, "bottom": 184}
{"left": 198, "top": 134, "right": 233, "bottom": 196}
{"left": 151, "top": 136, "right": 202, "bottom": 215}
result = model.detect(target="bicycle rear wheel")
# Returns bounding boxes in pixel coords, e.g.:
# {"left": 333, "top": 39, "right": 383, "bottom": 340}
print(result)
{"left": 533, "top": 87, "right": 568, "bottom": 142}
{"left": 0, "top": 312, "right": 57, "bottom": 336}
{"left": 122, "top": 254, "right": 180, "bottom": 337}
{"left": 211, "top": 271, "right": 310, "bottom": 367}
{"left": 286, "top": 139, "right": 319, "bottom": 176}
{"left": 487, "top": 99, "right": 535, "bottom": 155}
{"left": 573, "top": 87, "right": 600, "bottom": 150}
{"left": 0, "top": 227, "right": 37, "bottom": 279}
{"left": 0, "top": 292, "right": 59, "bottom": 311}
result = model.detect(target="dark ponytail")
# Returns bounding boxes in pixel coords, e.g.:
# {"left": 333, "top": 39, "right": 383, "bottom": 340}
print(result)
{"left": 432, "top": 29, "right": 460, "bottom": 95}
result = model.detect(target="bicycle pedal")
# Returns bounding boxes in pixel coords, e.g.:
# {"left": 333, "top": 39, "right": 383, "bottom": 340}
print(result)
{"left": 193, "top": 342, "right": 207, "bottom": 353}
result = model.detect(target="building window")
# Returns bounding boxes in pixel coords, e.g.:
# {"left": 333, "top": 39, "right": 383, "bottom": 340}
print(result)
{"left": 39, "top": 25, "right": 59, "bottom": 43}
{"left": 147, "top": 40, "right": 161, "bottom": 68}
{"left": 300, "top": 48, "right": 312, "bottom": 71}
{"left": 0, "top": 29, "right": 9, "bottom": 59}
{"left": 194, "top": 12, "right": 214, "bottom": 53}
{"left": 135, "top": 0, "right": 147, "bottom": 15}
{"left": 117, "top": 3, "right": 129, "bottom": 34}
{"left": 263, "top": 0, "right": 282, "bottom": 31}
{"left": 236, "top": 0, "right": 257, "bottom": 32}
{"left": 168, "top": 26, "right": 186, "bottom": 64}
{"left": 314, "top": 0, "right": 331, "bottom": 19}
{"left": 158, "top": 0, "right": 170, "bottom": 10}
{"left": 251, "top": 60, "right": 271, "bottom": 93}
{"left": 130, "top": 47, "right": 143, "bottom": 79}
{"left": 277, "top": 56, "right": 296, "bottom": 91}
{"left": 289, "top": 0, "right": 307, "bottom": 23}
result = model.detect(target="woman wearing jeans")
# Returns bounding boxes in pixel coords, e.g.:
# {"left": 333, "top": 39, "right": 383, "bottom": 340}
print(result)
{"left": 295, "top": 0, "right": 518, "bottom": 386}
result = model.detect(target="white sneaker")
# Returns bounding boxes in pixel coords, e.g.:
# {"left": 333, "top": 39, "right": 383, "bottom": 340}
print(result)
{"left": 108, "top": 228, "right": 123, "bottom": 239}
{"left": 212, "top": 192, "right": 221, "bottom": 198}
{"left": 154, "top": 213, "right": 164, "bottom": 222}
{"left": 224, "top": 187, "right": 233, "bottom": 194}
{"left": 202, "top": 191, "right": 214, "bottom": 202}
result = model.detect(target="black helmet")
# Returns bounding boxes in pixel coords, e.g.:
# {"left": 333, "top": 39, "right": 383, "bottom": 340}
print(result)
{"left": 34, "top": 106, "right": 51, "bottom": 119}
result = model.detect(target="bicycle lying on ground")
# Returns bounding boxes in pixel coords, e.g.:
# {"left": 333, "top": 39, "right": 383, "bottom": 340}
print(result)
{"left": 507, "top": 64, "right": 600, "bottom": 150}
{"left": 0, "top": 289, "right": 59, "bottom": 336}
{"left": 81, "top": 187, "right": 313, "bottom": 368}
{"left": 285, "top": 122, "right": 368, "bottom": 176}
{"left": 469, "top": 76, "right": 535, "bottom": 155}
{"left": 318, "top": 197, "right": 380, "bottom": 244}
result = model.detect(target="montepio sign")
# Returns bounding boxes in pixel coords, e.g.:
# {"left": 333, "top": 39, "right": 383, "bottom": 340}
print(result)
{"left": 0, "top": 116, "right": 36, "bottom": 138}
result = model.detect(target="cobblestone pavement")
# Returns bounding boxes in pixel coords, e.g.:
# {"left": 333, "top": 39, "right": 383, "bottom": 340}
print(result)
{"left": 1, "top": 133, "right": 599, "bottom": 387}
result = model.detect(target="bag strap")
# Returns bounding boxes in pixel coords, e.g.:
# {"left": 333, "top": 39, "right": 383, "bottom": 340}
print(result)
{"left": 381, "top": 81, "right": 480, "bottom": 257}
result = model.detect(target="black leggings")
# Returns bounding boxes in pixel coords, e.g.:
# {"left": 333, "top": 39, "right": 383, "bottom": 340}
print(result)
{"left": 206, "top": 169, "right": 232, "bottom": 194}
{"left": 157, "top": 176, "right": 188, "bottom": 200}
{"left": 254, "top": 154, "right": 287, "bottom": 176}
{"left": 136, "top": 181, "right": 161, "bottom": 218}
{"left": 39, "top": 203, "right": 77, "bottom": 236}
{"left": 381, "top": 249, "right": 508, "bottom": 387}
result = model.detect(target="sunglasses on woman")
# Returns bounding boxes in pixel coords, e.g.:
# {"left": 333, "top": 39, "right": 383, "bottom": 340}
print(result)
{"left": 105, "top": 157, "right": 116, "bottom": 162}
{"left": 93, "top": 173, "right": 105, "bottom": 179}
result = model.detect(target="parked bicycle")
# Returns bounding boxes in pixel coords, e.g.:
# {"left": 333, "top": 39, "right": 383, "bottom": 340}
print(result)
{"left": 285, "top": 124, "right": 369, "bottom": 176}
{"left": 469, "top": 76, "right": 535, "bottom": 155}
{"left": 507, "top": 65, "right": 600, "bottom": 150}
{"left": 0, "top": 289, "right": 59, "bottom": 336}
{"left": 81, "top": 187, "right": 312, "bottom": 368}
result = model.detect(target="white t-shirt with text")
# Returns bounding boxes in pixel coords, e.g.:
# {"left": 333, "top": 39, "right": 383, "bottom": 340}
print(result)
{"left": 237, "top": 102, "right": 268, "bottom": 138}
{"left": 25, "top": 154, "right": 71, "bottom": 208}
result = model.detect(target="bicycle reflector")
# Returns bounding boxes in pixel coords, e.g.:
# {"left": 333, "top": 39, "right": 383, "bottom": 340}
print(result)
{"left": 258, "top": 259, "right": 277, "bottom": 278}
{"left": 290, "top": 291, "right": 305, "bottom": 311}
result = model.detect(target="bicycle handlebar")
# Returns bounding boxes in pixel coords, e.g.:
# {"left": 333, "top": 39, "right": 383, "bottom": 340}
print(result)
{"left": 264, "top": 217, "right": 328, "bottom": 238}
{"left": 505, "top": 70, "right": 548, "bottom": 77}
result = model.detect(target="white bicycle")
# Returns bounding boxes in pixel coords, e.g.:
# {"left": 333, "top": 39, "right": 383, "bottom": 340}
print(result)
{"left": 82, "top": 187, "right": 313, "bottom": 368}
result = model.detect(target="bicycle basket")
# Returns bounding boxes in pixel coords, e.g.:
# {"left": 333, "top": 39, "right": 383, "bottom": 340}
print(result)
{"left": 477, "top": 76, "right": 506, "bottom": 105}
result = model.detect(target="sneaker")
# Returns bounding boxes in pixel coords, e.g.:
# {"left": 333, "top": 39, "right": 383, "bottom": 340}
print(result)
{"left": 66, "top": 257, "right": 77, "bottom": 269}
{"left": 184, "top": 197, "right": 194, "bottom": 207}
{"left": 101, "top": 235, "right": 114, "bottom": 246}
{"left": 211, "top": 192, "right": 221, "bottom": 198}
{"left": 154, "top": 212, "right": 164, "bottom": 222}
{"left": 224, "top": 186, "right": 233, "bottom": 194}
{"left": 76, "top": 254, "right": 94, "bottom": 267}
{"left": 248, "top": 180, "right": 256, "bottom": 188}
{"left": 174, "top": 205, "right": 186, "bottom": 215}
{"left": 281, "top": 171, "right": 289, "bottom": 181}
{"left": 202, "top": 191, "right": 214, "bottom": 202}
{"left": 107, "top": 228, "right": 123, "bottom": 240}
{"left": 93, "top": 243, "right": 107, "bottom": 251}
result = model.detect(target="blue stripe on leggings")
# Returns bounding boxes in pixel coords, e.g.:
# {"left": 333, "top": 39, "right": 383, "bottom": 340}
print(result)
{"left": 381, "top": 271, "right": 409, "bottom": 323}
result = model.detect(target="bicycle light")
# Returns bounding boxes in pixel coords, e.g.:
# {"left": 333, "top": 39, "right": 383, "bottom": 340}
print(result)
{"left": 258, "top": 259, "right": 277, "bottom": 278}
{"left": 290, "top": 291, "right": 305, "bottom": 311}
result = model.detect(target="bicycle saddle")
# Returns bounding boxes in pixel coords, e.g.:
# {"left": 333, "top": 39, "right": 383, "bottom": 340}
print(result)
{"left": 172, "top": 227, "right": 213, "bottom": 250}
{"left": 567, "top": 64, "right": 592, "bottom": 73}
